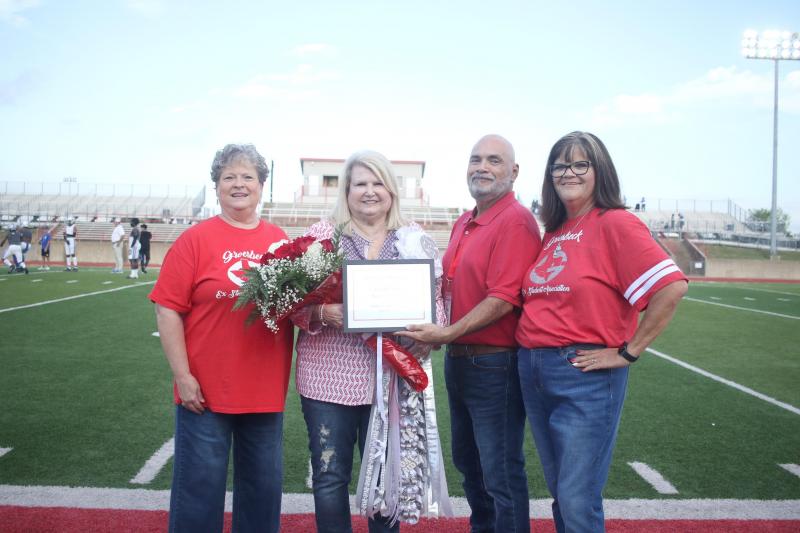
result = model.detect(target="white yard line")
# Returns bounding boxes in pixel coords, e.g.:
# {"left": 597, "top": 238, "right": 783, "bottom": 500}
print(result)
{"left": 647, "top": 348, "right": 800, "bottom": 416}
{"left": 693, "top": 283, "right": 800, "bottom": 297}
{"left": 0, "top": 485, "right": 798, "bottom": 518}
{"left": 709, "top": 296, "right": 721, "bottom": 300}
{"left": 129, "top": 438, "right": 174, "bottom": 485}
{"left": 0, "top": 448, "right": 12, "bottom": 458}
{"left": 683, "top": 297, "right": 800, "bottom": 320}
{"left": 779, "top": 463, "right": 800, "bottom": 479}
{"left": 66, "top": 280, "right": 78, "bottom": 284}
{"left": 31, "top": 279, "right": 42, "bottom": 283}
{"left": 102, "top": 281, "right": 113, "bottom": 285}
{"left": 732, "top": 286, "right": 799, "bottom": 297}
{"left": 628, "top": 462, "right": 679, "bottom": 494}
{"left": 0, "top": 282, "right": 156, "bottom": 314}
{"left": 743, "top": 297, "right": 756, "bottom": 301}
{"left": 778, "top": 298, "right": 792, "bottom": 302}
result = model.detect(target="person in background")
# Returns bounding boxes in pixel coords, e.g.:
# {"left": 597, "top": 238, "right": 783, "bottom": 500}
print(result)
{"left": 399, "top": 134, "right": 542, "bottom": 533}
{"left": 516, "top": 131, "right": 688, "bottom": 532}
{"left": 2, "top": 224, "right": 28, "bottom": 274}
{"left": 126, "top": 218, "right": 141, "bottom": 279}
{"left": 111, "top": 218, "right": 125, "bottom": 273}
{"left": 39, "top": 227, "right": 52, "bottom": 270}
{"left": 20, "top": 224, "right": 32, "bottom": 270}
{"left": 63, "top": 218, "right": 78, "bottom": 271}
{"left": 150, "top": 143, "right": 294, "bottom": 533}
{"left": 139, "top": 223, "right": 152, "bottom": 274}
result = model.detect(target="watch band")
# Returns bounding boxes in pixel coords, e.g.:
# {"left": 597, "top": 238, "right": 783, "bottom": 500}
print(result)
{"left": 618, "top": 342, "right": 639, "bottom": 363}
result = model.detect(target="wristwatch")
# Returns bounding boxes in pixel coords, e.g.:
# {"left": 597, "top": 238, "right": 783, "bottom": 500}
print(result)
{"left": 618, "top": 342, "right": 639, "bottom": 363}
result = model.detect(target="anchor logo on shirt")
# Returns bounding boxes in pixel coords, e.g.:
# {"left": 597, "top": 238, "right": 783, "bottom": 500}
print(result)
{"left": 530, "top": 244, "right": 568, "bottom": 284}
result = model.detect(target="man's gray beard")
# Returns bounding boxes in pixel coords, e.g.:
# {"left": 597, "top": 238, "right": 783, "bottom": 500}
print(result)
{"left": 468, "top": 179, "right": 511, "bottom": 201}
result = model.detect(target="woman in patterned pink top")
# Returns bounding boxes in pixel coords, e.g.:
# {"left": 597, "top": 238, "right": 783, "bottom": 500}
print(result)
{"left": 291, "top": 150, "right": 450, "bottom": 532}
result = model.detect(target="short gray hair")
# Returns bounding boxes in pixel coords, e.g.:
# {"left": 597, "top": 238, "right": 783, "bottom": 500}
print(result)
{"left": 210, "top": 144, "right": 269, "bottom": 185}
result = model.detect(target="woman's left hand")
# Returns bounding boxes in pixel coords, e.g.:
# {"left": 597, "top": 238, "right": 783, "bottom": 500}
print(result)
{"left": 570, "top": 347, "right": 629, "bottom": 372}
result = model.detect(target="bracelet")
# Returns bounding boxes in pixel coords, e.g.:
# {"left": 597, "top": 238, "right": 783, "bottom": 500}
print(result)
{"left": 618, "top": 341, "right": 639, "bottom": 363}
{"left": 319, "top": 304, "right": 328, "bottom": 327}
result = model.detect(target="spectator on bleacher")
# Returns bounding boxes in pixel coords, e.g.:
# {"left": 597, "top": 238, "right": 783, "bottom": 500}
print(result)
{"left": 291, "top": 150, "right": 451, "bottom": 532}
{"left": 110, "top": 219, "right": 125, "bottom": 273}
{"left": 139, "top": 223, "right": 152, "bottom": 273}
{"left": 398, "top": 134, "right": 541, "bottom": 532}
{"left": 126, "top": 217, "right": 141, "bottom": 279}
{"left": 515, "top": 131, "right": 688, "bottom": 532}
{"left": 63, "top": 218, "right": 78, "bottom": 271}
{"left": 38, "top": 227, "right": 52, "bottom": 270}
{"left": 150, "top": 144, "right": 293, "bottom": 533}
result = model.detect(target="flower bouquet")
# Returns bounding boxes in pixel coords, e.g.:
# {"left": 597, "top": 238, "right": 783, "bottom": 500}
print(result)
{"left": 234, "top": 232, "right": 428, "bottom": 392}
{"left": 234, "top": 234, "right": 343, "bottom": 332}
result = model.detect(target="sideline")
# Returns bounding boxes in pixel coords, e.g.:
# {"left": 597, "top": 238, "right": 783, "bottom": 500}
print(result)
{"left": 647, "top": 348, "right": 800, "bottom": 416}
{"left": 0, "top": 282, "right": 155, "bottom": 314}
{"left": 683, "top": 297, "right": 800, "bottom": 320}
{"left": 0, "top": 485, "right": 798, "bottom": 519}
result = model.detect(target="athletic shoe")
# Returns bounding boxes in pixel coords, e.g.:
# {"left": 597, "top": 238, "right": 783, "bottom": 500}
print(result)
{"left": 24, "top": 268, "right": 28, "bottom": 274}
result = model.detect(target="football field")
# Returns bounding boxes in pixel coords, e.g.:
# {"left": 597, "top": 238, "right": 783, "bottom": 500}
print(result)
{"left": 0, "top": 269, "right": 799, "bottom": 527}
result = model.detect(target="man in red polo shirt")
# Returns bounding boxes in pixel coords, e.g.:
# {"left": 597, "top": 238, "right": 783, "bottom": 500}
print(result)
{"left": 399, "top": 134, "right": 542, "bottom": 532}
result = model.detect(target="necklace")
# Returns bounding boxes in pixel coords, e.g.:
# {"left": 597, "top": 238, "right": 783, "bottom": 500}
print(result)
{"left": 562, "top": 205, "right": 593, "bottom": 234}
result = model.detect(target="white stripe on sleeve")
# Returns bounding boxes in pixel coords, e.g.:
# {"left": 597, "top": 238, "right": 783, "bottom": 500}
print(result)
{"left": 624, "top": 258, "right": 675, "bottom": 300}
{"left": 629, "top": 265, "right": 681, "bottom": 306}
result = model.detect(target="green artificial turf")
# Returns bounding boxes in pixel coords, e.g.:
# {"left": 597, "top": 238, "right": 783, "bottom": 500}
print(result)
{"left": 1, "top": 272, "right": 798, "bottom": 500}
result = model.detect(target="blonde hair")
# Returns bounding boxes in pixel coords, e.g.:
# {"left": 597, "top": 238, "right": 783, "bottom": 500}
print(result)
{"left": 330, "top": 150, "right": 407, "bottom": 233}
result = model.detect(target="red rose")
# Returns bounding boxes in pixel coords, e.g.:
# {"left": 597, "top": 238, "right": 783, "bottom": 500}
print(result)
{"left": 260, "top": 252, "right": 275, "bottom": 264}
{"left": 273, "top": 242, "right": 296, "bottom": 260}
{"left": 291, "top": 236, "right": 317, "bottom": 256}
{"left": 320, "top": 239, "right": 335, "bottom": 253}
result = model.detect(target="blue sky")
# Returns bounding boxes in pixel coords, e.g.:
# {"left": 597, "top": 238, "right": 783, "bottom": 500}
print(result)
{"left": 2, "top": 0, "right": 799, "bottom": 232}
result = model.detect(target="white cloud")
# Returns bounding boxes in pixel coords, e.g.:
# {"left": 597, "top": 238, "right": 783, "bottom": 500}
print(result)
{"left": 124, "top": 0, "right": 165, "bottom": 17}
{"left": 230, "top": 64, "right": 339, "bottom": 101}
{"left": 590, "top": 65, "right": 800, "bottom": 127}
{"left": 291, "top": 43, "right": 335, "bottom": 56}
{"left": 0, "top": 71, "right": 40, "bottom": 105}
{"left": 0, "top": 0, "right": 40, "bottom": 26}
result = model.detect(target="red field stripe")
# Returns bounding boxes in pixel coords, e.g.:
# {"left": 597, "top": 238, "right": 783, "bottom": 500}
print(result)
{"left": 1, "top": 507, "right": 798, "bottom": 533}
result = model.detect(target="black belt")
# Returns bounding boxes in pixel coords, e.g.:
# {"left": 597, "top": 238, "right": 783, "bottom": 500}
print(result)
{"left": 449, "top": 344, "right": 514, "bottom": 357}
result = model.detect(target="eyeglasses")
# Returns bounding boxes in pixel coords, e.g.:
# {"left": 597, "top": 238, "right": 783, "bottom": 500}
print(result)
{"left": 550, "top": 161, "right": 592, "bottom": 178}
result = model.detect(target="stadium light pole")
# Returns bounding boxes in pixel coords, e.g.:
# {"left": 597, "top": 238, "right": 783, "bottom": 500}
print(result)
{"left": 741, "top": 29, "right": 800, "bottom": 257}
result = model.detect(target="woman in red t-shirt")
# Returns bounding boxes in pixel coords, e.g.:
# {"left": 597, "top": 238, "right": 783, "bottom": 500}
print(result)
{"left": 150, "top": 144, "right": 293, "bottom": 533}
{"left": 516, "top": 131, "right": 687, "bottom": 533}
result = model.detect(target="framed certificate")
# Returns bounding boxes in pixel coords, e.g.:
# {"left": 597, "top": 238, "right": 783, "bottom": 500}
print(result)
{"left": 343, "top": 259, "right": 435, "bottom": 333}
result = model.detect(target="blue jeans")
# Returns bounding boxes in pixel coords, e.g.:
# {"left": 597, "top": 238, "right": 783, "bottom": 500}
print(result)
{"left": 169, "top": 406, "right": 284, "bottom": 533}
{"left": 445, "top": 349, "right": 529, "bottom": 533}
{"left": 300, "top": 396, "right": 399, "bottom": 533}
{"left": 517, "top": 347, "right": 629, "bottom": 533}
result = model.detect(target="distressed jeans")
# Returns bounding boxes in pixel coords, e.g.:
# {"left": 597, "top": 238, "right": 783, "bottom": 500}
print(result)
{"left": 517, "top": 346, "right": 629, "bottom": 533}
{"left": 445, "top": 349, "right": 530, "bottom": 532}
{"left": 169, "top": 406, "right": 284, "bottom": 533}
{"left": 300, "top": 396, "right": 399, "bottom": 533}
